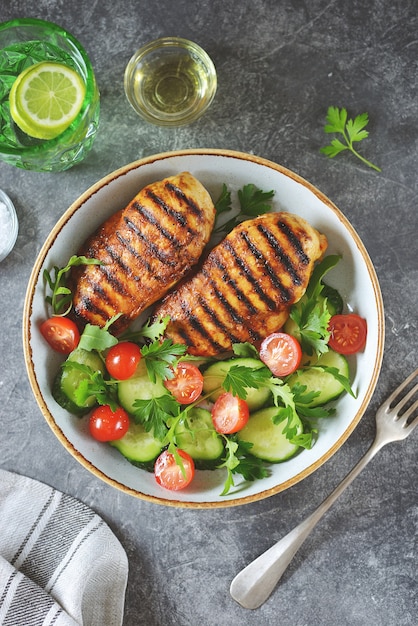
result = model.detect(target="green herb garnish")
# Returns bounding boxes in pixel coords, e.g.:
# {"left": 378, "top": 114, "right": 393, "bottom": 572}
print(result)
{"left": 214, "top": 183, "right": 275, "bottom": 234}
{"left": 320, "top": 106, "right": 381, "bottom": 172}
{"left": 43, "top": 255, "right": 102, "bottom": 316}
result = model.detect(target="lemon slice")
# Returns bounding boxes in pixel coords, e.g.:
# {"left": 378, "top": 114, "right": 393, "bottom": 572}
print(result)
{"left": 9, "top": 61, "right": 86, "bottom": 140}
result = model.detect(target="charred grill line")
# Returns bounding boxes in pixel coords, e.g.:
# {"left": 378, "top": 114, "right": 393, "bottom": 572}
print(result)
{"left": 257, "top": 224, "right": 302, "bottom": 287}
{"left": 223, "top": 240, "right": 277, "bottom": 310}
{"left": 240, "top": 230, "right": 292, "bottom": 302}
{"left": 166, "top": 182, "right": 204, "bottom": 218}
{"left": 107, "top": 239, "right": 151, "bottom": 276}
{"left": 276, "top": 219, "right": 310, "bottom": 265}
{"left": 197, "top": 295, "right": 242, "bottom": 345}
{"left": 179, "top": 296, "right": 224, "bottom": 351}
{"left": 201, "top": 268, "right": 248, "bottom": 323}
{"left": 131, "top": 201, "right": 183, "bottom": 249}
{"left": 123, "top": 217, "right": 178, "bottom": 267}
{"left": 145, "top": 189, "right": 187, "bottom": 226}
{"left": 204, "top": 261, "right": 259, "bottom": 315}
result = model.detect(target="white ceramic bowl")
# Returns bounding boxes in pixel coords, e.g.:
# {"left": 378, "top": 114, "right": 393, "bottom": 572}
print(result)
{"left": 23, "top": 149, "right": 385, "bottom": 508}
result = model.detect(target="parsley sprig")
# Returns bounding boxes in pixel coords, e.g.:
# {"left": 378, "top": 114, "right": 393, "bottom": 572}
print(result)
{"left": 320, "top": 106, "right": 381, "bottom": 172}
{"left": 214, "top": 183, "right": 275, "bottom": 234}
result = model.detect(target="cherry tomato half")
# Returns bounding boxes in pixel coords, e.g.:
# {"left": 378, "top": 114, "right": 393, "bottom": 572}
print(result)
{"left": 154, "top": 449, "right": 195, "bottom": 491}
{"left": 211, "top": 392, "right": 250, "bottom": 434}
{"left": 40, "top": 316, "right": 80, "bottom": 354}
{"left": 259, "top": 332, "right": 302, "bottom": 377}
{"left": 328, "top": 314, "right": 367, "bottom": 355}
{"left": 164, "top": 362, "right": 204, "bottom": 405}
{"left": 105, "top": 341, "right": 142, "bottom": 380}
{"left": 89, "top": 405, "right": 130, "bottom": 442}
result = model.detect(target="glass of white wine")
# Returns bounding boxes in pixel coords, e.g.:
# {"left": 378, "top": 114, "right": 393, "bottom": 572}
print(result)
{"left": 124, "top": 37, "right": 217, "bottom": 126}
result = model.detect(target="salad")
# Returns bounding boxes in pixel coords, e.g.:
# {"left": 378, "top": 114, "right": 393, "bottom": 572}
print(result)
{"left": 39, "top": 183, "right": 367, "bottom": 496}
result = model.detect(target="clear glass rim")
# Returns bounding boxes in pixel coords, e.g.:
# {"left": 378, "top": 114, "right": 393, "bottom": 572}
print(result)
{"left": 0, "top": 17, "right": 97, "bottom": 157}
{"left": 0, "top": 188, "right": 18, "bottom": 262}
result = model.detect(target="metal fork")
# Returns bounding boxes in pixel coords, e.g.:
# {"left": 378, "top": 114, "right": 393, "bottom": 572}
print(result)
{"left": 230, "top": 368, "right": 418, "bottom": 609}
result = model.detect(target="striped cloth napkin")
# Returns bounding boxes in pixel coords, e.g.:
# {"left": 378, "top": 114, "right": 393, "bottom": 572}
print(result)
{"left": 0, "top": 469, "right": 128, "bottom": 626}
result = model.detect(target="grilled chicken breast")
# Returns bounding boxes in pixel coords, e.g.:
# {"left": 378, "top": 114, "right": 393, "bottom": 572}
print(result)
{"left": 70, "top": 172, "right": 216, "bottom": 334}
{"left": 153, "top": 212, "right": 327, "bottom": 356}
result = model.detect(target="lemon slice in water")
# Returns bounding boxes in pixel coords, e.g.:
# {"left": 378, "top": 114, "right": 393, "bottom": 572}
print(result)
{"left": 9, "top": 61, "right": 86, "bottom": 140}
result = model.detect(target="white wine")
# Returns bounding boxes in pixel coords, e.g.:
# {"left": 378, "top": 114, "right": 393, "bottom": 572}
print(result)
{"left": 124, "top": 37, "right": 217, "bottom": 126}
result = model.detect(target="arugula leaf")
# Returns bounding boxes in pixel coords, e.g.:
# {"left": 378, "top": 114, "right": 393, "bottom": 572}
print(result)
{"left": 140, "top": 339, "right": 187, "bottom": 383}
{"left": 320, "top": 106, "right": 381, "bottom": 172}
{"left": 78, "top": 318, "right": 120, "bottom": 352}
{"left": 43, "top": 255, "right": 102, "bottom": 316}
{"left": 132, "top": 394, "right": 179, "bottom": 440}
{"left": 214, "top": 183, "right": 275, "bottom": 234}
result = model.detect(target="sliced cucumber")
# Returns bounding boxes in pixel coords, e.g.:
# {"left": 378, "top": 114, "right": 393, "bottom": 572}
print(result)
{"left": 118, "top": 359, "right": 166, "bottom": 414}
{"left": 174, "top": 408, "right": 224, "bottom": 468}
{"left": 110, "top": 420, "right": 163, "bottom": 466}
{"left": 52, "top": 347, "right": 104, "bottom": 416}
{"left": 202, "top": 357, "right": 271, "bottom": 411}
{"left": 287, "top": 349, "right": 349, "bottom": 407}
{"left": 237, "top": 406, "right": 303, "bottom": 463}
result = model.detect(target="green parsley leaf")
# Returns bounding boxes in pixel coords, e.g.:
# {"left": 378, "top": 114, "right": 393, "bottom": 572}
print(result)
{"left": 140, "top": 338, "right": 187, "bottom": 383}
{"left": 43, "top": 255, "right": 102, "bottom": 316}
{"left": 222, "top": 364, "right": 271, "bottom": 399}
{"left": 132, "top": 394, "right": 179, "bottom": 440}
{"left": 320, "top": 106, "right": 381, "bottom": 172}
{"left": 213, "top": 183, "right": 275, "bottom": 234}
{"left": 218, "top": 437, "right": 268, "bottom": 496}
{"left": 121, "top": 316, "right": 170, "bottom": 343}
{"left": 63, "top": 361, "right": 117, "bottom": 410}
{"left": 232, "top": 342, "right": 259, "bottom": 359}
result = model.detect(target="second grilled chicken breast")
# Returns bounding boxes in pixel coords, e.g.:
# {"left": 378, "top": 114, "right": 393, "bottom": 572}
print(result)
{"left": 153, "top": 212, "right": 327, "bottom": 356}
{"left": 70, "top": 172, "right": 215, "bottom": 334}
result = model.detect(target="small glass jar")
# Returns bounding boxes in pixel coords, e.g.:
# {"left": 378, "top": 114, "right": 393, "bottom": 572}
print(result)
{"left": 0, "top": 189, "right": 18, "bottom": 262}
{"left": 124, "top": 37, "right": 217, "bottom": 126}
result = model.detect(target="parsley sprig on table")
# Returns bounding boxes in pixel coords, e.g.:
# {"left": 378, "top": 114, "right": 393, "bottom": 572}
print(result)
{"left": 320, "top": 106, "right": 381, "bottom": 172}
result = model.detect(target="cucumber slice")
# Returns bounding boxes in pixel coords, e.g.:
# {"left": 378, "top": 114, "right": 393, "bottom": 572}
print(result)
{"left": 175, "top": 408, "right": 224, "bottom": 468}
{"left": 202, "top": 357, "right": 270, "bottom": 410}
{"left": 118, "top": 360, "right": 166, "bottom": 414}
{"left": 287, "top": 349, "right": 349, "bottom": 407}
{"left": 237, "top": 406, "right": 302, "bottom": 462}
{"left": 110, "top": 420, "right": 163, "bottom": 465}
{"left": 52, "top": 347, "right": 104, "bottom": 416}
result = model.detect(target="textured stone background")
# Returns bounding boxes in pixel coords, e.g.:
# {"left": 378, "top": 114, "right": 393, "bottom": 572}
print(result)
{"left": 1, "top": 1, "right": 417, "bottom": 625}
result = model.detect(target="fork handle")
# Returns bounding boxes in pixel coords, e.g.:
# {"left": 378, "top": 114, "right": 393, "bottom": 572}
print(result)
{"left": 230, "top": 440, "right": 384, "bottom": 609}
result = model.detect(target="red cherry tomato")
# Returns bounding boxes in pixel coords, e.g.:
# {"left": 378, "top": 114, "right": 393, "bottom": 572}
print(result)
{"left": 89, "top": 405, "right": 130, "bottom": 442}
{"left": 105, "top": 341, "right": 142, "bottom": 380}
{"left": 259, "top": 332, "right": 302, "bottom": 377}
{"left": 164, "top": 362, "right": 204, "bottom": 405}
{"left": 211, "top": 392, "right": 250, "bottom": 434}
{"left": 328, "top": 314, "right": 367, "bottom": 354}
{"left": 154, "top": 449, "right": 195, "bottom": 491}
{"left": 40, "top": 316, "right": 80, "bottom": 354}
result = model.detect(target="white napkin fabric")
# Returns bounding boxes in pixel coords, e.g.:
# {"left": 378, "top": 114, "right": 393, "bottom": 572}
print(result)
{"left": 0, "top": 469, "right": 128, "bottom": 626}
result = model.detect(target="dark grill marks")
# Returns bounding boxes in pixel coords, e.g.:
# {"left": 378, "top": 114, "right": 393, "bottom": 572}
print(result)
{"left": 276, "top": 219, "right": 310, "bottom": 265}
{"left": 123, "top": 216, "right": 177, "bottom": 266}
{"left": 179, "top": 297, "right": 224, "bottom": 352}
{"left": 197, "top": 296, "right": 242, "bottom": 345}
{"left": 223, "top": 240, "right": 277, "bottom": 311}
{"left": 203, "top": 262, "right": 258, "bottom": 316}
{"left": 131, "top": 201, "right": 182, "bottom": 249}
{"left": 145, "top": 189, "right": 187, "bottom": 226}
{"left": 257, "top": 223, "right": 303, "bottom": 286}
{"left": 241, "top": 231, "right": 291, "bottom": 303}
{"left": 165, "top": 182, "right": 204, "bottom": 219}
